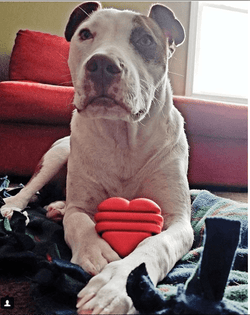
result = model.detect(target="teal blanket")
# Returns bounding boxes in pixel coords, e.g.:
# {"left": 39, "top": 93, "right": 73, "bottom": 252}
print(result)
{"left": 128, "top": 190, "right": 248, "bottom": 314}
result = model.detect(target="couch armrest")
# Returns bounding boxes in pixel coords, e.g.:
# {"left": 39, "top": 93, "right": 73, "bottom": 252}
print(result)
{"left": 174, "top": 97, "right": 247, "bottom": 188}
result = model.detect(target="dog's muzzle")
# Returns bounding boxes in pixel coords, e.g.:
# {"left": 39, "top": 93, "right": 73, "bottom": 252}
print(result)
{"left": 74, "top": 51, "right": 149, "bottom": 121}
{"left": 86, "top": 54, "right": 122, "bottom": 89}
{"left": 82, "top": 53, "right": 131, "bottom": 112}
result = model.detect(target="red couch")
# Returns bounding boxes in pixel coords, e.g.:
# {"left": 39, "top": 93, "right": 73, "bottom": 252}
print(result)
{"left": 0, "top": 30, "right": 247, "bottom": 189}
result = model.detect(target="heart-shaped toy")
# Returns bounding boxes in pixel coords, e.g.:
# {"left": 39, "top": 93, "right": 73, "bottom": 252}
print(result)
{"left": 94, "top": 197, "right": 163, "bottom": 257}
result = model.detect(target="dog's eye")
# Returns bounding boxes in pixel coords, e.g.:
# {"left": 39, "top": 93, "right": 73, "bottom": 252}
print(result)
{"left": 137, "top": 34, "right": 154, "bottom": 46}
{"left": 79, "top": 29, "right": 93, "bottom": 40}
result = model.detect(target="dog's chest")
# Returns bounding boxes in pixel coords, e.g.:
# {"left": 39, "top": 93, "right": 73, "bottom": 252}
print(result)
{"left": 79, "top": 143, "right": 141, "bottom": 198}
{"left": 84, "top": 138, "right": 140, "bottom": 179}
{"left": 70, "top": 115, "right": 148, "bottom": 196}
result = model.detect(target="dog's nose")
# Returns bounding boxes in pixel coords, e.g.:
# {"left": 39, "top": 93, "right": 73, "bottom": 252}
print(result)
{"left": 86, "top": 54, "right": 122, "bottom": 86}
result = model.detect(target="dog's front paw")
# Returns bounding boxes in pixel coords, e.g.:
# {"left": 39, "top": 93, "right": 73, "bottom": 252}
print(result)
{"left": 68, "top": 223, "right": 121, "bottom": 276}
{"left": 1, "top": 205, "right": 18, "bottom": 220}
{"left": 77, "top": 261, "right": 136, "bottom": 314}
{"left": 1, "top": 198, "right": 30, "bottom": 225}
{"left": 1, "top": 196, "right": 27, "bottom": 219}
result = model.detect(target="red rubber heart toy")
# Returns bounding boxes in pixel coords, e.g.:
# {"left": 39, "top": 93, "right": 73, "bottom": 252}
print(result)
{"left": 94, "top": 197, "right": 163, "bottom": 257}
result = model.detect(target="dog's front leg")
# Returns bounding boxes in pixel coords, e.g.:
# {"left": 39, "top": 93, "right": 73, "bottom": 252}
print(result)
{"left": 63, "top": 192, "right": 132, "bottom": 313}
{"left": 76, "top": 171, "right": 193, "bottom": 315}
{"left": 1, "top": 136, "right": 70, "bottom": 219}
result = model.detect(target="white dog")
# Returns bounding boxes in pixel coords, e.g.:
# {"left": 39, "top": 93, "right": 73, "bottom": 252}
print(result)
{"left": 1, "top": 2, "right": 193, "bottom": 314}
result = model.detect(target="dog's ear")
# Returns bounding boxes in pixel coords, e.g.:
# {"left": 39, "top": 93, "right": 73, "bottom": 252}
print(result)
{"left": 149, "top": 4, "right": 185, "bottom": 56}
{"left": 65, "top": 2, "right": 101, "bottom": 42}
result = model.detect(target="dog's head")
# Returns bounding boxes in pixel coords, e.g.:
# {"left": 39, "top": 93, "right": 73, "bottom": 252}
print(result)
{"left": 66, "top": 2, "right": 185, "bottom": 122}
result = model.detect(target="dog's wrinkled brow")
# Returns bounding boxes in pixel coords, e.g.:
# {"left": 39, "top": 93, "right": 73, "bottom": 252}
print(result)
{"left": 132, "top": 15, "right": 165, "bottom": 42}
{"left": 130, "top": 15, "right": 166, "bottom": 63}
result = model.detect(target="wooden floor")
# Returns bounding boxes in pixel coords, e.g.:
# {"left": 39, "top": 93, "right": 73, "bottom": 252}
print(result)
{"left": 213, "top": 192, "right": 248, "bottom": 204}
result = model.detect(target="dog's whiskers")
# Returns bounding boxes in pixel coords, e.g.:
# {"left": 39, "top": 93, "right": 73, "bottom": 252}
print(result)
{"left": 168, "top": 71, "right": 184, "bottom": 77}
{"left": 138, "top": 120, "right": 146, "bottom": 126}
{"left": 79, "top": 6, "right": 91, "bottom": 17}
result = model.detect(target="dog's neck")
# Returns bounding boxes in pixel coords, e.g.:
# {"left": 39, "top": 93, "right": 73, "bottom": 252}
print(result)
{"left": 95, "top": 119, "right": 138, "bottom": 150}
{"left": 73, "top": 110, "right": 169, "bottom": 153}
{"left": 73, "top": 116, "right": 142, "bottom": 151}
{"left": 72, "top": 81, "right": 174, "bottom": 152}
{"left": 70, "top": 87, "right": 181, "bottom": 184}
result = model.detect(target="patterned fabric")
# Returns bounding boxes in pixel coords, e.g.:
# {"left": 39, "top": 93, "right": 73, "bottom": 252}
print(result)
{"left": 153, "top": 190, "right": 248, "bottom": 314}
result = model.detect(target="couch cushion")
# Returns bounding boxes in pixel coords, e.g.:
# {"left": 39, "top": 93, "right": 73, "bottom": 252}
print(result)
{"left": 9, "top": 30, "right": 72, "bottom": 86}
{"left": 0, "top": 81, "right": 74, "bottom": 125}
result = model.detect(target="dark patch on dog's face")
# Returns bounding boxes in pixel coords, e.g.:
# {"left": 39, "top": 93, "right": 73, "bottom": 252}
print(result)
{"left": 130, "top": 27, "right": 157, "bottom": 62}
{"left": 130, "top": 15, "right": 167, "bottom": 64}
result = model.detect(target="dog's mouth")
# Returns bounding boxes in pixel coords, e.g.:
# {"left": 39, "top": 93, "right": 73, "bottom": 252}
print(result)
{"left": 88, "top": 96, "right": 118, "bottom": 107}
{"left": 78, "top": 96, "right": 148, "bottom": 122}
{"left": 74, "top": 95, "right": 133, "bottom": 120}
{"left": 75, "top": 90, "right": 148, "bottom": 121}
{"left": 87, "top": 96, "right": 130, "bottom": 113}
